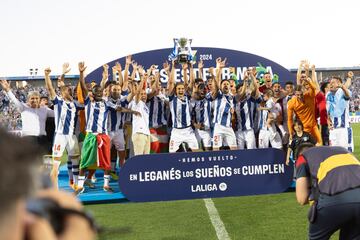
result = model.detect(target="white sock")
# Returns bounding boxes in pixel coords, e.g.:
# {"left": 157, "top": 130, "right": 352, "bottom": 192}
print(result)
{"left": 71, "top": 157, "right": 80, "bottom": 185}
{"left": 53, "top": 160, "right": 61, "bottom": 168}
{"left": 78, "top": 176, "right": 85, "bottom": 188}
{"left": 104, "top": 175, "right": 110, "bottom": 187}
{"left": 53, "top": 160, "right": 61, "bottom": 175}
{"left": 73, "top": 175, "right": 78, "bottom": 186}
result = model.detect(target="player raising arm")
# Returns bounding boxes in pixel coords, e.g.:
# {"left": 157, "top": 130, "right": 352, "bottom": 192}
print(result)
{"left": 44, "top": 64, "right": 83, "bottom": 190}
{"left": 211, "top": 57, "right": 237, "bottom": 151}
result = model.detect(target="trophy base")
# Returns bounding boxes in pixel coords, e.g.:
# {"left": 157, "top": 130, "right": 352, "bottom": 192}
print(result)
{"left": 177, "top": 54, "right": 190, "bottom": 64}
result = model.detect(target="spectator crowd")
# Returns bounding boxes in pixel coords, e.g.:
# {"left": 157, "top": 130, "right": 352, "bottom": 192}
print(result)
{"left": 0, "top": 84, "right": 49, "bottom": 130}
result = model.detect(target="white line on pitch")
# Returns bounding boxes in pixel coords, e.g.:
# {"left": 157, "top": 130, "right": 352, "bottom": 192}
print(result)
{"left": 203, "top": 198, "right": 231, "bottom": 240}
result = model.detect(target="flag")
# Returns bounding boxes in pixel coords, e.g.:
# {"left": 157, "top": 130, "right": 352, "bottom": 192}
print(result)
{"left": 96, "top": 134, "right": 111, "bottom": 170}
{"left": 150, "top": 126, "right": 169, "bottom": 153}
{"left": 80, "top": 133, "right": 98, "bottom": 169}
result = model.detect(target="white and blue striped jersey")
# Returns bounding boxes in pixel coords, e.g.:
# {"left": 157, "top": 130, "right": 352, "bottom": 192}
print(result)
{"left": 258, "top": 108, "right": 269, "bottom": 131}
{"left": 108, "top": 96, "right": 128, "bottom": 132}
{"left": 257, "top": 99, "right": 276, "bottom": 131}
{"left": 326, "top": 88, "right": 351, "bottom": 128}
{"left": 190, "top": 97, "right": 212, "bottom": 130}
{"left": 85, "top": 96, "right": 116, "bottom": 134}
{"left": 120, "top": 91, "right": 133, "bottom": 124}
{"left": 234, "top": 95, "right": 262, "bottom": 131}
{"left": 124, "top": 95, "right": 133, "bottom": 124}
{"left": 53, "top": 96, "right": 83, "bottom": 135}
{"left": 147, "top": 94, "right": 167, "bottom": 128}
{"left": 169, "top": 95, "right": 192, "bottom": 128}
{"left": 213, "top": 91, "right": 234, "bottom": 128}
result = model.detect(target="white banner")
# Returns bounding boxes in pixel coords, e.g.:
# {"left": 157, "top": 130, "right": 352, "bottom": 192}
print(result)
{"left": 350, "top": 116, "right": 360, "bottom": 123}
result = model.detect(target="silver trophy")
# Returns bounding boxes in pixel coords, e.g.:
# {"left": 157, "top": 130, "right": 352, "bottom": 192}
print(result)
{"left": 169, "top": 38, "right": 193, "bottom": 63}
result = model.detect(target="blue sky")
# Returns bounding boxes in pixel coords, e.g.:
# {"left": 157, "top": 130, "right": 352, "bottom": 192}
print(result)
{"left": 0, "top": 0, "right": 359, "bottom": 76}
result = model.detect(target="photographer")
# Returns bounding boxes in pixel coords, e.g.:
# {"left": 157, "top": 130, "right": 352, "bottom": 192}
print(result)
{"left": 0, "top": 128, "right": 96, "bottom": 240}
{"left": 295, "top": 144, "right": 360, "bottom": 239}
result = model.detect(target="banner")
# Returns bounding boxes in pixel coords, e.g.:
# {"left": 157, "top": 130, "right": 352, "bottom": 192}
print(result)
{"left": 118, "top": 148, "right": 293, "bottom": 202}
{"left": 86, "top": 47, "right": 295, "bottom": 86}
{"left": 350, "top": 115, "right": 360, "bottom": 123}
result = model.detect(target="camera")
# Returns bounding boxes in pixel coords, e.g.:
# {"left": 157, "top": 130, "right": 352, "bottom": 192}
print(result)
{"left": 25, "top": 172, "right": 99, "bottom": 235}
{"left": 26, "top": 197, "right": 68, "bottom": 235}
{"left": 26, "top": 197, "right": 99, "bottom": 235}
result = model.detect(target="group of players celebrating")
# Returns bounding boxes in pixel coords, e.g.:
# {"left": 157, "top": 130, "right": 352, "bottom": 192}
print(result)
{"left": 0, "top": 57, "right": 354, "bottom": 195}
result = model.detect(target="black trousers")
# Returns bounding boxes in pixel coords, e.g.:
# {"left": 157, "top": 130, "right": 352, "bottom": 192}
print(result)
{"left": 321, "top": 124, "right": 329, "bottom": 146}
{"left": 309, "top": 203, "right": 360, "bottom": 240}
{"left": 22, "top": 135, "right": 52, "bottom": 154}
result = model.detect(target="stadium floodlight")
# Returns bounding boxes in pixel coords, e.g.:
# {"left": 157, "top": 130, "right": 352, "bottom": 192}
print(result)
{"left": 29, "top": 68, "right": 38, "bottom": 78}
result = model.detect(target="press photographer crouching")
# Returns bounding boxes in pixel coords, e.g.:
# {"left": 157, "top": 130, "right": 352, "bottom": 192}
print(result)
{"left": 0, "top": 129, "right": 97, "bottom": 240}
{"left": 295, "top": 143, "right": 360, "bottom": 240}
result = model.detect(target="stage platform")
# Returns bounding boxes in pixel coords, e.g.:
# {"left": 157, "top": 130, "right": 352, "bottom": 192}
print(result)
{"left": 58, "top": 165, "right": 127, "bottom": 204}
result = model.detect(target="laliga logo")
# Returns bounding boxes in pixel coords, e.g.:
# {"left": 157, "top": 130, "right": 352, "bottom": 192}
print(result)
{"left": 219, "top": 182, "right": 227, "bottom": 191}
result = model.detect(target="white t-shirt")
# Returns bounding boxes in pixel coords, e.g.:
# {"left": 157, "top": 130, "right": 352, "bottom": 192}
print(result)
{"left": 7, "top": 90, "right": 54, "bottom": 136}
{"left": 129, "top": 100, "right": 150, "bottom": 136}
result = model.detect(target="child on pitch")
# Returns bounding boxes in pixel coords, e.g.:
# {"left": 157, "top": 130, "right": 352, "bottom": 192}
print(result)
{"left": 286, "top": 119, "right": 317, "bottom": 166}
{"left": 76, "top": 62, "right": 140, "bottom": 194}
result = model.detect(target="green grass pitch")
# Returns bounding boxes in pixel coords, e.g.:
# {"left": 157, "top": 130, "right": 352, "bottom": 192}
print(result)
{"left": 85, "top": 124, "right": 360, "bottom": 240}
